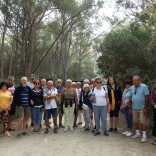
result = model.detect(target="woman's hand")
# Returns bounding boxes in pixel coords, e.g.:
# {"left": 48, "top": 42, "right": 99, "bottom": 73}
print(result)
{"left": 90, "top": 95, "right": 95, "bottom": 100}
{"left": 31, "top": 100, "right": 34, "bottom": 105}
{"left": 154, "top": 105, "right": 156, "bottom": 110}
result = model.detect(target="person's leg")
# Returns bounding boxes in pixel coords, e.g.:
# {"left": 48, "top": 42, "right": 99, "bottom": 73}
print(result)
{"left": 114, "top": 106, "right": 120, "bottom": 131}
{"left": 124, "top": 106, "right": 129, "bottom": 130}
{"left": 88, "top": 110, "right": 94, "bottom": 132}
{"left": 63, "top": 105, "right": 69, "bottom": 131}
{"left": 78, "top": 109, "right": 82, "bottom": 124}
{"left": 74, "top": 108, "right": 78, "bottom": 127}
{"left": 23, "top": 107, "right": 30, "bottom": 132}
{"left": 131, "top": 110, "right": 140, "bottom": 138}
{"left": 32, "top": 107, "right": 37, "bottom": 133}
{"left": 101, "top": 106, "right": 108, "bottom": 133}
{"left": 95, "top": 106, "right": 100, "bottom": 134}
{"left": 140, "top": 110, "right": 147, "bottom": 142}
{"left": 83, "top": 110, "right": 89, "bottom": 128}
{"left": 152, "top": 108, "right": 156, "bottom": 144}
{"left": 52, "top": 108, "right": 58, "bottom": 133}
{"left": 109, "top": 110, "right": 114, "bottom": 132}
{"left": 69, "top": 104, "right": 75, "bottom": 131}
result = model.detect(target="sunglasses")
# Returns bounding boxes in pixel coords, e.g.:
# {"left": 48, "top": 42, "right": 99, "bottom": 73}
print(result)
{"left": 134, "top": 87, "right": 137, "bottom": 94}
{"left": 96, "top": 82, "right": 102, "bottom": 84}
{"left": 35, "top": 83, "right": 40, "bottom": 85}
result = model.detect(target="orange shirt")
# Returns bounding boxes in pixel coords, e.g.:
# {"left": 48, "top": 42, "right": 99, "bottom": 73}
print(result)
{"left": 0, "top": 90, "right": 12, "bottom": 111}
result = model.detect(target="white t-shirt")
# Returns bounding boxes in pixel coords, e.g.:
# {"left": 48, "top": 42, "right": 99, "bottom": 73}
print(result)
{"left": 44, "top": 88, "right": 58, "bottom": 109}
{"left": 94, "top": 87, "right": 108, "bottom": 106}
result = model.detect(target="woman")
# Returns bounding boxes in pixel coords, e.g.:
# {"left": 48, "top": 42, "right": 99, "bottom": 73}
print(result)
{"left": 31, "top": 80, "right": 44, "bottom": 134}
{"left": 107, "top": 76, "right": 122, "bottom": 132}
{"left": 90, "top": 78, "right": 110, "bottom": 136}
{"left": 61, "top": 79, "right": 78, "bottom": 132}
{"left": 121, "top": 79, "right": 133, "bottom": 137}
{"left": 0, "top": 82, "right": 13, "bottom": 136}
{"left": 151, "top": 86, "right": 156, "bottom": 145}
{"left": 79, "top": 84, "right": 94, "bottom": 133}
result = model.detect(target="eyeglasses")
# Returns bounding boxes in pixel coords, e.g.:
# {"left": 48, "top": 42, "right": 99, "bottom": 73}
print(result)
{"left": 96, "top": 82, "right": 102, "bottom": 84}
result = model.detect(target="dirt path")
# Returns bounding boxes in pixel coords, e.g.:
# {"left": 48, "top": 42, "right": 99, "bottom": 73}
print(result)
{"left": 0, "top": 124, "right": 156, "bottom": 156}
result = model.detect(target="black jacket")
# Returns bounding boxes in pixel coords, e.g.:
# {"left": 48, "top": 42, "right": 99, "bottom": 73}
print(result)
{"left": 13, "top": 85, "right": 32, "bottom": 107}
{"left": 107, "top": 85, "right": 122, "bottom": 106}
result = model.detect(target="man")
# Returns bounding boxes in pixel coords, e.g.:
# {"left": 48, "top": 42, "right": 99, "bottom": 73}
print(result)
{"left": 27, "top": 74, "right": 36, "bottom": 89}
{"left": 76, "top": 82, "right": 83, "bottom": 125}
{"left": 41, "top": 78, "right": 47, "bottom": 92}
{"left": 13, "top": 77, "right": 33, "bottom": 138}
{"left": 130, "top": 76, "right": 149, "bottom": 143}
{"left": 7, "top": 76, "right": 16, "bottom": 131}
{"left": 27, "top": 74, "right": 36, "bottom": 127}
{"left": 56, "top": 79, "right": 64, "bottom": 128}
{"left": 43, "top": 81, "right": 58, "bottom": 134}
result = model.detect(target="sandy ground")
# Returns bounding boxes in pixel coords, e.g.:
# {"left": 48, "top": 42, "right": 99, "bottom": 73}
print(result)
{"left": 0, "top": 113, "right": 156, "bottom": 156}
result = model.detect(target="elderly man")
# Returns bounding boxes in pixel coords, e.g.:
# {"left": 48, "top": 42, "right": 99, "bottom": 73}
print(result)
{"left": 13, "top": 77, "right": 33, "bottom": 138}
{"left": 41, "top": 78, "right": 47, "bottom": 92}
{"left": 130, "top": 76, "right": 149, "bottom": 143}
{"left": 27, "top": 74, "right": 36, "bottom": 89}
{"left": 43, "top": 80, "right": 58, "bottom": 134}
{"left": 56, "top": 79, "right": 64, "bottom": 128}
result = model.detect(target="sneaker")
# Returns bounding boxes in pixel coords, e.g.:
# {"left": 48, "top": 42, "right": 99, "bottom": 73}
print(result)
{"left": 37, "top": 129, "right": 41, "bottom": 134}
{"left": 22, "top": 132, "right": 29, "bottom": 136}
{"left": 114, "top": 128, "right": 117, "bottom": 133}
{"left": 44, "top": 128, "right": 49, "bottom": 134}
{"left": 94, "top": 131, "right": 100, "bottom": 136}
{"left": 54, "top": 128, "right": 58, "bottom": 133}
{"left": 5, "top": 131, "right": 11, "bottom": 137}
{"left": 122, "top": 131, "right": 129, "bottom": 135}
{"left": 131, "top": 134, "right": 141, "bottom": 139}
{"left": 141, "top": 137, "right": 147, "bottom": 143}
{"left": 64, "top": 127, "right": 68, "bottom": 132}
{"left": 78, "top": 122, "right": 82, "bottom": 125}
{"left": 109, "top": 128, "right": 113, "bottom": 132}
{"left": 32, "top": 129, "right": 36, "bottom": 134}
{"left": 152, "top": 138, "right": 156, "bottom": 145}
{"left": 70, "top": 127, "right": 74, "bottom": 131}
{"left": 126, "top": 132, "right": 132, "bottom": 137}
{"left": 104, "top": 131, "right": 109, "bottom": 136}
{"left": 84, "top": 127, "right": 90, "bottom": 131}
{"left": 59, "top": 123, "right": 65, "bottom": 128}
{"left": 90, "top": 129, "right": 95, "bottom": 134}
{"left": 17, "top": 133, "right": 22, "bottom": 138}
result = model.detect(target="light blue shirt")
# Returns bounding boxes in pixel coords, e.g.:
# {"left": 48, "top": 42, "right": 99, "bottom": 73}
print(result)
{"left": 130, "top": 83, "right": 149, "bottom": 110}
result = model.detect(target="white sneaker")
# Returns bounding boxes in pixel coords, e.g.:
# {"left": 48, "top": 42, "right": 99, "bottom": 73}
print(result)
{"left": 64, "top": 127, "right": 68, "bottom": 132}
{"left": 126, "top": 132, "right": 132, "bottom": 137}
{"left": 131, "top": 134, "right": 141, "bottom": 139}
{"left": 141, "top": 137, "right": 147, "bottom": 143}
{"left": 122, "top": 131, "right": 128, "bottom": 135}
{"left": 70, "top": 127, "right": 73, "bottom": 131}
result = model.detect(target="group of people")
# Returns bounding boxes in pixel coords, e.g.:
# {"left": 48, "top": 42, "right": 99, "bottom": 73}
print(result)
{"left": 0, "top": 74, "right": 156, "bottom": 145}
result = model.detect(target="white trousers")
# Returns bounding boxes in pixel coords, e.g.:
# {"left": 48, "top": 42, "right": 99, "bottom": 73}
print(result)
{"left": 63, "top": 105, "right": 75, "bottom": 128}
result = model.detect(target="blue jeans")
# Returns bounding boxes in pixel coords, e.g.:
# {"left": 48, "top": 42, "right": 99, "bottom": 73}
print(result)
{"left": 32, "top": 107, "right": 42, "bottom": 126}
{"left": 93, "top": 105, "right": 107, "bottom": 132}
{"left": 125, "top": 106, "right": 133, "bottom": 130}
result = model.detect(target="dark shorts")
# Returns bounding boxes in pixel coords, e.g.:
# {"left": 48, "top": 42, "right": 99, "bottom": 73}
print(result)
{"left": 44, "top": 108, "right": 58, "bottom": 120}
{"left": 110, "top": 105, "right": 120, "bottom": 118}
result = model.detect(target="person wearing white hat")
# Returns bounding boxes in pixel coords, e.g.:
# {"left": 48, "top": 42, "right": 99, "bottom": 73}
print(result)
{"left": 61, "top": 79, "right": 78, "bottom": 132}
{"left": 79, "top": 84, "right": 94, "bottom": 133}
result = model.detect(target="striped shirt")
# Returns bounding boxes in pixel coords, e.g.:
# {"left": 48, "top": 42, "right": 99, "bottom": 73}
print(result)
{"left": 21, "top": 87, "right": 29, "bottom": 106}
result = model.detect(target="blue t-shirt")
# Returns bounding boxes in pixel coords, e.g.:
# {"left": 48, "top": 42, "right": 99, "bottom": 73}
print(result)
{"left": 130, "top": 83, "right": 149, "bottom": 110}
{"left": 21, "top": 87, "right": 29, "bottom": 106}
{"left": 56, "top": 86, "right": 63, "bottom": 94}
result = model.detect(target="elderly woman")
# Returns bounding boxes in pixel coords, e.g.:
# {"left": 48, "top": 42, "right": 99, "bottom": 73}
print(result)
{"left": 90, "top": 78, "right": 110, "bottom": 136}
{"left": 0, "top": 82, "right": 13, "bottom": 137}
{"left": 61, "top": 79, "right": 78, "bottom": 132}
{"left": 151, "top": 86, "right": 156, "bottom": 145}
{"left": 79, "top": 84, "right": 94, "bottom": 133}
{"left": 31, "top": 80, "right": 44, "bottom": 134}
{"left": 121, "top": 79, "right": 133, "bottom": 137}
